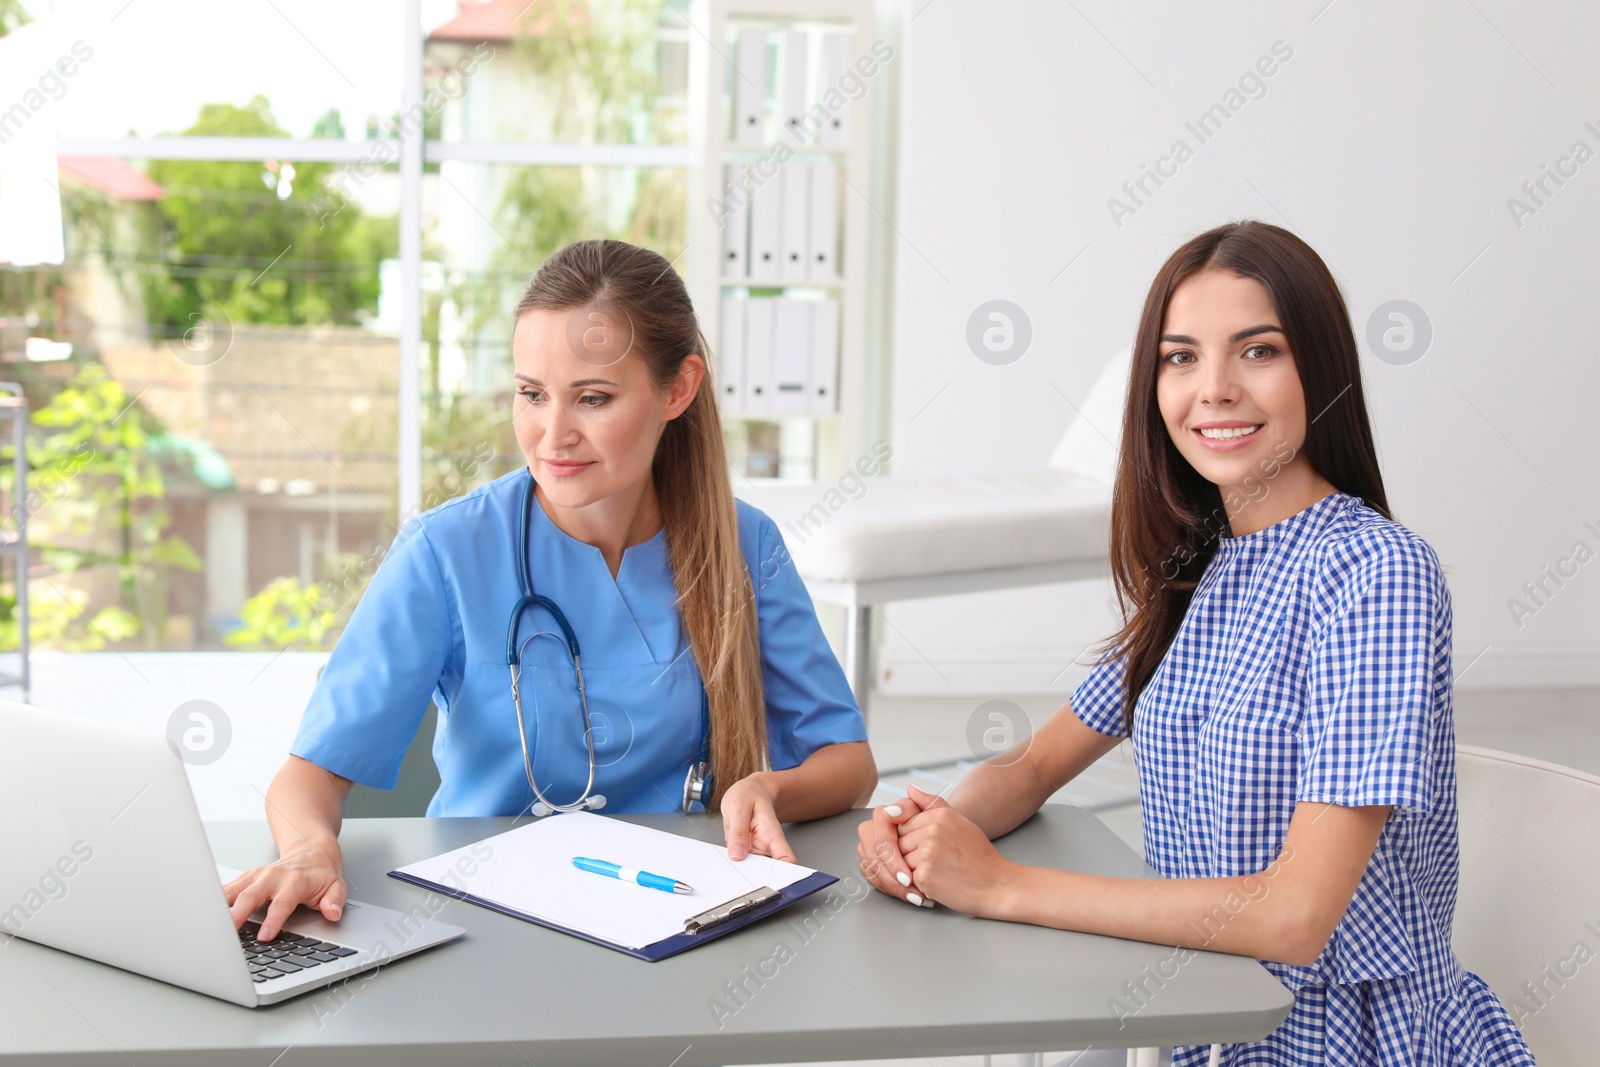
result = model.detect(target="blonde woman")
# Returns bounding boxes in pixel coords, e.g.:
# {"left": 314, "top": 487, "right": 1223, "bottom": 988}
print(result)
{"left": 230, "top": 239, "right": 876, "bottom": 942}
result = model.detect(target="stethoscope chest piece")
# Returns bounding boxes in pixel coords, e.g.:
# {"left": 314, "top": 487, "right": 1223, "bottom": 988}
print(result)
{"left": 682, "top": 760, "right": 713, "bottom": 813}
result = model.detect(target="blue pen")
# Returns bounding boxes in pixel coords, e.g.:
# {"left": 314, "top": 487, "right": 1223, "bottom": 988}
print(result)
{"left": 572, "top": 856, "right": 695, "bottom": 894}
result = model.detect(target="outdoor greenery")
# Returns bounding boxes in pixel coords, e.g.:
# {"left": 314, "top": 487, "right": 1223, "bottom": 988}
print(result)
{"left": 1, "top": 3, "right": 690, "bottom": 657}
{"left": 223, "top": 577, "right": 336, "bottom": 651}
{"left": 0, "top": 364, "right": 200, "bottom": 651}
{"left": 145, "top": 95, "right": 397, "bottom": 332}
{"left": 449, "top": 0, "right": 686, "bottom": 370}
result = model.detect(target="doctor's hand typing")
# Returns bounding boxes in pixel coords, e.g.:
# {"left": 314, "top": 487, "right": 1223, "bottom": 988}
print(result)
{"left": 224, "top": 754, "right": 355, "bottom": 941}
{"left": 223, "top": 847, "right": 349, "bottom": 943}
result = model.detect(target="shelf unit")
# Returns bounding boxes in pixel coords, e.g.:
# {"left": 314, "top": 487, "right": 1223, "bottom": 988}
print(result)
{"left": 686, "top": 0, "right": 876, "bottom": 482}
{"left": 0, "top": 382, "right": 27, "bottom": 700}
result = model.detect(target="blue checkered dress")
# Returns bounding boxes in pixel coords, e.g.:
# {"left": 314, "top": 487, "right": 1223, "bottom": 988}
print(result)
{"left": 1071, "top": 491, "right": 1535, "bottom": 1066}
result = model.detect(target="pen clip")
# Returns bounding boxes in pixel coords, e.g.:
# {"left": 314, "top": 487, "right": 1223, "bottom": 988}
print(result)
{"left": 683, "top": 885, "right": 780, "bottom": 934}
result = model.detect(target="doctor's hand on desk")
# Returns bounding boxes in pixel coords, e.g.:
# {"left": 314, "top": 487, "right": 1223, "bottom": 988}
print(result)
{"left": 720, "top": 773, "right": 798, "bottom": 864}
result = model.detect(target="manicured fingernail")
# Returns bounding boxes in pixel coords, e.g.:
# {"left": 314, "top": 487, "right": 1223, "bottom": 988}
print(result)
{"left": 896, "top": 871, "right": 911, "bottom": 887}
{"left": 921, "top": 898, "right": 936, "bottom": 908}
{"left": 885, "top": 805, "right": 902, "bottom": 817}
{"left": 906, "top": 892, "right": 924, "bottom": 906}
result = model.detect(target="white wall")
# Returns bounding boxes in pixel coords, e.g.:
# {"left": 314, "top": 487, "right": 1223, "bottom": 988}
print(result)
{"left": 876, "top": 0, "right": 1600, "bottom": 695}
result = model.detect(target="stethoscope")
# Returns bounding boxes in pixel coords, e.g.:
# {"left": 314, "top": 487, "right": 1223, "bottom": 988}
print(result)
{"left": 507, "top": 471, "right": 713, "bottom": 817}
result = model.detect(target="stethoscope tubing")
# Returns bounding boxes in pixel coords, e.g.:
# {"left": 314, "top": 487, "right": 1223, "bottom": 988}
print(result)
{"left": 507, "top": 471, "right": 711, "bottom": 816}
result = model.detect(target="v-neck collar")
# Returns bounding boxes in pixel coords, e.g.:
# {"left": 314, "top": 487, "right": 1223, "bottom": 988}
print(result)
{"left": 527, "top": 476, "right": 668, "bottom": 583}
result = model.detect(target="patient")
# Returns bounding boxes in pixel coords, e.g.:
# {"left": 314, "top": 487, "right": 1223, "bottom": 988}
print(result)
{"left": 857, "top": 220, "right": 1534, "bottom": 1066}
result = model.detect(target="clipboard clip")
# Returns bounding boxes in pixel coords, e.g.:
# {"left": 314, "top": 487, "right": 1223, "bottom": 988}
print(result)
{"left": 684, "top": 886, "right": 780, "bottom": 934}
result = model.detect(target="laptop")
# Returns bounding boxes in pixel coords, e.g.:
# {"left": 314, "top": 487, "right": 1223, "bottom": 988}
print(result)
{"left": 0, "top": 699, "right": 465, "bottom": 1007}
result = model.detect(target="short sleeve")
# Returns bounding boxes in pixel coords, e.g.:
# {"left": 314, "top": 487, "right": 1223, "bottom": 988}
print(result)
{"left": 744, "top": 511, "right": 867, "bottom": 770}
{"left": 1296, "top": 536, "right": 1445, "bottom": 817}
{"left": 290, "top": 520, "right": 456, "bottom": 789}
{"left": 1070, "top": 648, "right": 1130, "bottom": 739}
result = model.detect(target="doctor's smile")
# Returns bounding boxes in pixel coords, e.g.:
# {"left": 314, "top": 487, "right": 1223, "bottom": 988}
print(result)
{"left": 541, "top": 458, "right": 596, "bottom": 477}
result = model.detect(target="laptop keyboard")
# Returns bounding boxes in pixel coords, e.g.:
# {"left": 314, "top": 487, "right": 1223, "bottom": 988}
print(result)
{"left": 237, "top": 920, "right": 359, "bottom": 983}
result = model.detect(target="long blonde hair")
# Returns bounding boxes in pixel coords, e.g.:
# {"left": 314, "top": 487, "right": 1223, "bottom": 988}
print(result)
{"left": 514, "top": 239, "right": 766, "bottom": 807}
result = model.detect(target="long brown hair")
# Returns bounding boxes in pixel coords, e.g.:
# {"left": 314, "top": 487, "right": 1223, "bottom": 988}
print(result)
{"left": 1101, "top": 220, "right": 1390, "bottom": 729}
{"left": 515, "top": 239, "right": 765, "bottom": 807}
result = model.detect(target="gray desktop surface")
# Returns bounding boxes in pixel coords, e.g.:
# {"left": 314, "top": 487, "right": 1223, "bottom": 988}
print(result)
{"left": 0, "top": 807, "right": 1293, "bottom": 1066}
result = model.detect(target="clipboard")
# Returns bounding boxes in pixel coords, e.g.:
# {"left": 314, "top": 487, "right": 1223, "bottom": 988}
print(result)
{"left": 387, "top": 812, "right": 839, "bottom": 962}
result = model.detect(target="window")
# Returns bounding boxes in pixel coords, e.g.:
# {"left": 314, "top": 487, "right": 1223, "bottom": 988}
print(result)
{"left": 0, "top": 0, "right": 692, "bottom": 654}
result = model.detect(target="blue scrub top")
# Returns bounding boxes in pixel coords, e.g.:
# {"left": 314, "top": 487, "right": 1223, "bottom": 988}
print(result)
{"left": 291, "top": 469, "right": 867, "bottom": 816}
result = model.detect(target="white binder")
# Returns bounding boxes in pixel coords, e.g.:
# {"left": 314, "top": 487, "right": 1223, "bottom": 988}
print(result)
{"left": 734, "top": 29, "right": 767, "bottom": 143}
{"left": 718, "top": 297, "right": 744, "bottom": 411}
{"left": 809, "top": 298, "right": 840, "bottom": 416}
{"left": 820, "top": 33, "right": 851, "bottom": 147}
{"left": 742, "top": 297, "right": 775, "bottom": 415}
{"left": 807, "top": 163, "right": 838, "bottom": 281}
{"left": 721, "top": 163, "right": 750, "bottom": 278}
{"left": 772, "top": 298, "right": 813, "bottom": 416}
{"left": 780, "top": 30, "right": 810, "bottom": 143}
{"left": 748, "top": 178, "right": 782, "bottom": 282}
{"left": 779, "top": 164, "right": 811, "bottom": 283}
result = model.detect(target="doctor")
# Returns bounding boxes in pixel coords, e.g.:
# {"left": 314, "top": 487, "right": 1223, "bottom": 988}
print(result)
{"left": 227, "top": 239, "right": 877, "bottom": 941}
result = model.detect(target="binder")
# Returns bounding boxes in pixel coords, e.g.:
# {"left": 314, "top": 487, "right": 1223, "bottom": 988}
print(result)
{"left": 820, "top": 32, "right": 851, "bottom": 147}
{"left": 718, "top": 297, "right": 744, "bottom": 409}
{"left": 779, "top": 164, "right": 810, "bottom": 283}
{"left": 807, "top": 163, "right": 838, "bottom": 281}
{"left": 780, "top": 29, "right": 810, "bottom": 143}
{"left": 734, "top": 28, "right": 767, "bottom": 143}
{"left": 721, "top": 163, "right": 750, "bottom": 278}
{"left": 748, "top": 178, "right": 782, "bottom": 282}
{"left": 742, "top": 297, "right": 775, "bottom": 414}
{"left": 772, "top": 298, "right": 812, "bottom": 416}
{"left": 810, "top": 298, "right": 840, "bottom": 416}
{"left": 389, "top": 812, "right": 837, "bottom": 963}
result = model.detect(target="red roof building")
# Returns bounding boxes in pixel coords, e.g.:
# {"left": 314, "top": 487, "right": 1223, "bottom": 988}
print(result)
{"left": 426, "top": 0, "right": 554, "bottom": 43}
{"left": 58, "top": 157, "right": 164, "bottom": 201}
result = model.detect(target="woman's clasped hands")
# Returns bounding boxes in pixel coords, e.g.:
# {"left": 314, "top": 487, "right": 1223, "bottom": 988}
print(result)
{"left": 854, "top": 785, "right": 1022, "bottom": 917}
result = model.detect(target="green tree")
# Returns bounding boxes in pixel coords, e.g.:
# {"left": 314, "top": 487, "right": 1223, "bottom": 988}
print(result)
{"left": 224, "top": 577, "right": 335, "bottom": 650}
{"left": 145, "top": 95, "right": 397, "bottom": 331}
{"left": 449, "top": 0, "right": 685, "bottom": 385}
{"left": 20, "top": 364, "right": 201, "bottom": 649}
{"left": 0, "top": 0, "right": 30, "bottom": 35}
{"left": 310, "top": 107, "right": 346, "bottom": 139}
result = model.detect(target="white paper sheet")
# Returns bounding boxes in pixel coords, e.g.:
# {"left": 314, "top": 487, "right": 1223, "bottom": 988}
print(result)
{"left": 391, "top": 813, "right": 817, "bottom": 950}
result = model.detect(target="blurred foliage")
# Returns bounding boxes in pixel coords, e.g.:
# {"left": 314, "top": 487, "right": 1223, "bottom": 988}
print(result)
{"left": 520, "top": 0, "right": 668, "bottom": 144}
{"left": 224, "top": 576, "right": 336, "bottom": 650}
{"left": 0, "top": 0, "right": 29, "bottom": 34}
{"left": 145, "top": 95, "right": 397, "bottom": 331}
{"left": 0, "top": 585, "right": 141, "bottom": 653}
{"left": 449, "top": 0, "right": 686, "bottom": 385}
{"left": 310, "top": 107, "right": 346, "bottom": 139}
{"left": 0, "top": 364, "right": 201, "bottom": 651}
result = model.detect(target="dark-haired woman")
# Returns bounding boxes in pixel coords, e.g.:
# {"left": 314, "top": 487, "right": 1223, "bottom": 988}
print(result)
{"left": 859, "top": 222, "right": 1534, "bottom": 1065}
{"left": 226, "top": 239, "right": 877, "bottom": 943}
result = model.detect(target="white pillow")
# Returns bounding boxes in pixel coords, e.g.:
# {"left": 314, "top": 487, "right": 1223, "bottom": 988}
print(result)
{"left": 1046, "top": 348, "right": 1131, "bottom": 485}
